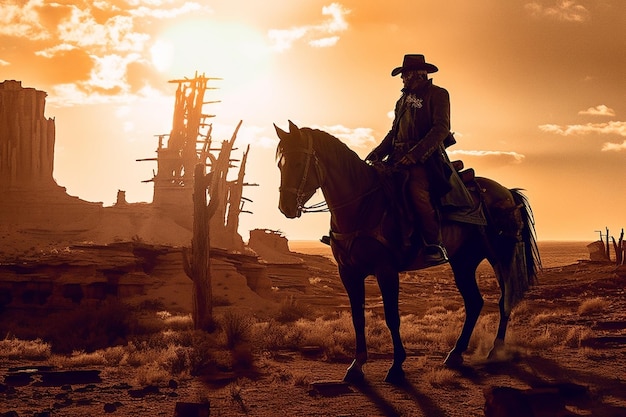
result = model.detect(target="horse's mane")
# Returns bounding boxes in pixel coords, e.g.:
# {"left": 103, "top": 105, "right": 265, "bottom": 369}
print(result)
{"left": 306, "top": 128, "right": 363, "bottom": 162}
{"left": 275, "top": 125, "right": 376, "bottom": 187}
{"left": 276, "top": 127, "right": 360, "bottom": 160}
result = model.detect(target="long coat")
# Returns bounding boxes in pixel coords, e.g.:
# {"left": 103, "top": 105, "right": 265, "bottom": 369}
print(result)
{"left": 372, "top": 79, "right": 453, "bottom": 197}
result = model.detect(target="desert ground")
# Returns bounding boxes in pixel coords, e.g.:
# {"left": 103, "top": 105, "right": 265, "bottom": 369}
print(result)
{"left": 1, "top": 240, "right": 626, "bottom": 417}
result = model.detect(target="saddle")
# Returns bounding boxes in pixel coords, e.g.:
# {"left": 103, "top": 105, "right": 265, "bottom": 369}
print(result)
{"left": 379, "top": 159, "right": 487, "bottom": 242}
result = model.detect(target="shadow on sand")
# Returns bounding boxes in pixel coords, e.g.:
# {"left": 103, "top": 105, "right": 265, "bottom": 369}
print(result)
{"left": 455, "top": 354, "right": 626, "bottom": 416}
{"left": 351, "top": 379, "right": 448, "bottom": 417}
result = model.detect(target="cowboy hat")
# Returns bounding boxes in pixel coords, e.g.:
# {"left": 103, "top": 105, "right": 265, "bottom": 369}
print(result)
{"left": 391, "top": 54, "right": 438, "bottom": 76}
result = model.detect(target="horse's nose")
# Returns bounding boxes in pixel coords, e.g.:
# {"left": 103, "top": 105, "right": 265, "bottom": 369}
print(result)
{"left": 279, "top": 199, "right": 299, "bottom": 219}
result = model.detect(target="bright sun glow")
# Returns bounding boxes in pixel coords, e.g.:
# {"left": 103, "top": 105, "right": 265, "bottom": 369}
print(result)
{"left": 151, "top": 18, "right": 271, "bottom": 90}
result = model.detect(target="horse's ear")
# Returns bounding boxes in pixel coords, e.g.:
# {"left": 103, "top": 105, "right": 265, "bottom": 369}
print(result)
{"left": 287, "top": 120, "right": 299, "bottom": 133}
{"left": 274, "top": 123, "right": 287, "bottom": 140}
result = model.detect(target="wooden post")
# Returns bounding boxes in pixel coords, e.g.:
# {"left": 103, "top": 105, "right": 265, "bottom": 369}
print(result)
{"left": 613, "top": 228, "right": 624, "bottom": 267}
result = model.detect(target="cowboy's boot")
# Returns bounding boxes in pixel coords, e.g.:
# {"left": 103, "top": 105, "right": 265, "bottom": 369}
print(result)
{"left": 412, "top": 190, "right": 448, "bottom": 267}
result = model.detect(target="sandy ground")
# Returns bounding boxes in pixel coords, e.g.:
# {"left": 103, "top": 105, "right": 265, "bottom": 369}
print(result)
{"left": 2, "top": 243, "right": 626, "bottom": 417}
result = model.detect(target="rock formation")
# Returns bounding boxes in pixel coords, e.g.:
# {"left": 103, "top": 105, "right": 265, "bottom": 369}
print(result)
{"left": 0, "top": 80, "right": 56, "bottom": 188}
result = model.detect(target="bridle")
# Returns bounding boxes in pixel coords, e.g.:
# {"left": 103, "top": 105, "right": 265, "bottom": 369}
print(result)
{"left": 279, "top": 129, "right": 382, "bottom": 214}
{"left": 278, "top": 130, "right": 328, "bottom": 213}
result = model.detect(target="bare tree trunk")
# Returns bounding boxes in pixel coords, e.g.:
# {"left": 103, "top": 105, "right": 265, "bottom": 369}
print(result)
{"left": 183, "top": 163, "right": 216, "bottom": 331}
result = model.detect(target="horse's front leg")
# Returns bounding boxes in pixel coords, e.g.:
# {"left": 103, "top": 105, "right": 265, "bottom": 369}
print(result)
{"left": 341, "top": 270, "right": 367, "bottom": 383}
{"left": 376, "top": 269, "right": 406, "bottom": 384}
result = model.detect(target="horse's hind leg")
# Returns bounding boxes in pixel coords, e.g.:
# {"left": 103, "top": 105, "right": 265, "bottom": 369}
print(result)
{"left": 444, "top": 254, "right": 484, "bottom": 368}
{"left": 376, "top": 269, "right": 406, "bottom": 384}
{"left": 487, "top": 264, "right": 511, "bottom": 360}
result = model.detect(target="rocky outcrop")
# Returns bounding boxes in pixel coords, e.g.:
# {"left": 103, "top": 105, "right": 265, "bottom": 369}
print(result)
{"left": 0, "top": 243, "right": 275, "bottom": 312}
{"left": 0, "top": 80, "right": 56, "bottom": 189}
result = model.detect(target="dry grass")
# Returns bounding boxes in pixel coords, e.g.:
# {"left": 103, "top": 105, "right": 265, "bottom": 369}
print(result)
{"left": 275, "top": 296, "right": 312, "bottom": 323}
{"left": 426, "top": 367, "right": 463, "bottom": 388}
{"left": 0, "top": 336, "right": 51, "bottom": 360}
{"left": 3, "top": 284, "right": 605, "bottom": 392}
{"left": 578, "top": 297, "right": 609, "bottom": 315}
{"left": 219, "top": 310, "right": 255, "bottom": 349}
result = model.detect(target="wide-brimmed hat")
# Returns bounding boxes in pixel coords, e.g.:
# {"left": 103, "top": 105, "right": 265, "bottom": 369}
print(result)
{"left": 391, "top": 54, "right": 438, "bottom": 76}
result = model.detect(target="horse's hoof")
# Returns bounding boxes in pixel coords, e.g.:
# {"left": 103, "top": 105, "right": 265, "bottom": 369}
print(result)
{"left": 384, "top": 367, "right": 405, "bottom": 385}
{"left": 343, "top": 367, "right": 365, "bottom": 384}
{"left": 487, "top": 341, "right": 507, "bottom": 361}
{"left": 343, "top": 360, "right": 365, "bottom": 384}
{"left": 444, "top": 351, "right": 464, "bottom": 368}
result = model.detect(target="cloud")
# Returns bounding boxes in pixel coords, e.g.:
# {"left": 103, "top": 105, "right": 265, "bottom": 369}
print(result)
{"left": 539, "top": 121, "right": 626, "bottom": 136}
{"left": 315, "top": 124, "right": 376, "bottom": 148}
{"left": 0, "top": 0, "right": 50, "bottom": 40}
{"left": 56, "top": 7, "right": 148, "bottom": 52}
{"left": 6, "top": 1, "right": 207, "bottom": 105}
{"left": 602, "top": 140, "right": 626, "bottom": 152}
{"left": 578, "top": 105, "right": 616, "bottom": 117}
{"left": 35, "top": 43, "right": 77, "bottom": 59}
{"left": 524, "top": 1, "right": 590, "bottom": 22}
{"left": 128, "top": 2, "right": 210, "bottom": 18}
{"left": 309, "top": 36, "right": 340, "bottom": 48}
{"left": 268, "top": 2, "right": 350, "bottom": 52}
{"left": 448, "top": 150, "right": 526, "bottom": 166}
{"left": 0, "top": 59, "right": 9, "bottom": 67}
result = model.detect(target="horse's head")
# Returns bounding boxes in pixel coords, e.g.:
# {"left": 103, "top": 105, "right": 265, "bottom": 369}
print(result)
{"left": 274, "top": 120, "right": 322, "bottom": 218}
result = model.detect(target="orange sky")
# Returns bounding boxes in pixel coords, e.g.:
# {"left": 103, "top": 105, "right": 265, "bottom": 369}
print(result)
{"left": 1, "top": 0, "right": 624, "bottom": 242}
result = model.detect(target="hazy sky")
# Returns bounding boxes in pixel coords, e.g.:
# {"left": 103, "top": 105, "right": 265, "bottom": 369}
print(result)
{"left": 1, "top": 0, "right": 624, "bottom": 241}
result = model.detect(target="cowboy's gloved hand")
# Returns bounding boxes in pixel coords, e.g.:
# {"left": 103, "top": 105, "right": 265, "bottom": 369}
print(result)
{"left": 398, "top": 153, "right": 416, "bottom": 165}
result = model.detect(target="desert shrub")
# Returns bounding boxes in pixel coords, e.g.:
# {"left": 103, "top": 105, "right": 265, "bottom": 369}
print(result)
{"left": 54, "top": 350, "right": 107, "bottom": 367}
{"left": 254, "top": 320, "right": 290, "bottom": 351}
{"left": 162, "top": 313, "right": 193, "bottom": 331}
{"left": 409, "top": 308, "right": 464, "bottom": 350}
{"left": 294, "top": 312, "right": 354, "bottom": 361}
{"left": 161, "top": 345, "right": 193, "bottom": 375}
{"left": 102, "top": 345, "right": 127, "bottom": 365}
{"left": 578, "top": 297, "right": 609, "bottom": 315}
{"left": 564, "top": 326, "right": 593, "bottom": 348}
{"left": 510, "top": 300, "right": 532, "bottom": 318}
{"left": 219, "top": 310, "right": 255, "bottom": 349}
{"left": 124, "top": 340, "right": 163, "bottom": 367}
{"left": 522, "top": 326, "right": 557, "bottom": 350}
{"left": 159, "top": 328, "right": 196, "bottom": 348}
{"left": 134, "top": 361, "right": 171, "bottom": 386}
{"left": 187, "top": 331, "right": 221, "bottom": 376}
{"left": 427, "top": 367, "right": 462, "bottom": 388}
{"left": 530, "top": 311, "right": 567, "bottom": 327}
{"left": 275, "top": 296, "right": 311, "bottom": 323}
{"left": 0, "top": 336, "right": 51, "bottom": 360}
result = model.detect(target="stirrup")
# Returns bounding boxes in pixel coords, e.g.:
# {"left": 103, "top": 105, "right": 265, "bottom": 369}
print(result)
{"left": 426, "top": 244, "right": 449, "bottom": 261}
{"left": 422, "top": 244, "right": 449, "bottom": 266}
{"left": 320, "top": 235, "right": 331, "bottom": 246}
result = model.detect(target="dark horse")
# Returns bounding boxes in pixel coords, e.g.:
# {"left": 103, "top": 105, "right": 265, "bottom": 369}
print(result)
{"left": 274, "top": 120, "right": 540, "bottom": 384}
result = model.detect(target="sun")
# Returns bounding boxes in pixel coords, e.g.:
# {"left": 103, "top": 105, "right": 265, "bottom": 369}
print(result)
{"left": 150, "top": 18, "right": 271, "bottom": 90}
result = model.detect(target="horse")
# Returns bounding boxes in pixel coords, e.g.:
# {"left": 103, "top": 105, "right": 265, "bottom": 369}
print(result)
{"left": 274, "top": 120, "right": 540, "bottom": 384}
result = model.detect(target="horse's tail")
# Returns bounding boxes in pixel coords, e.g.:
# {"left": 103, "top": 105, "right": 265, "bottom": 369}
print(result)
{"left": 511, "top": 188, "right": 542, "bottom": 281}
{"left": 499, "top": 188, "right": 542, "bottom": 312}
